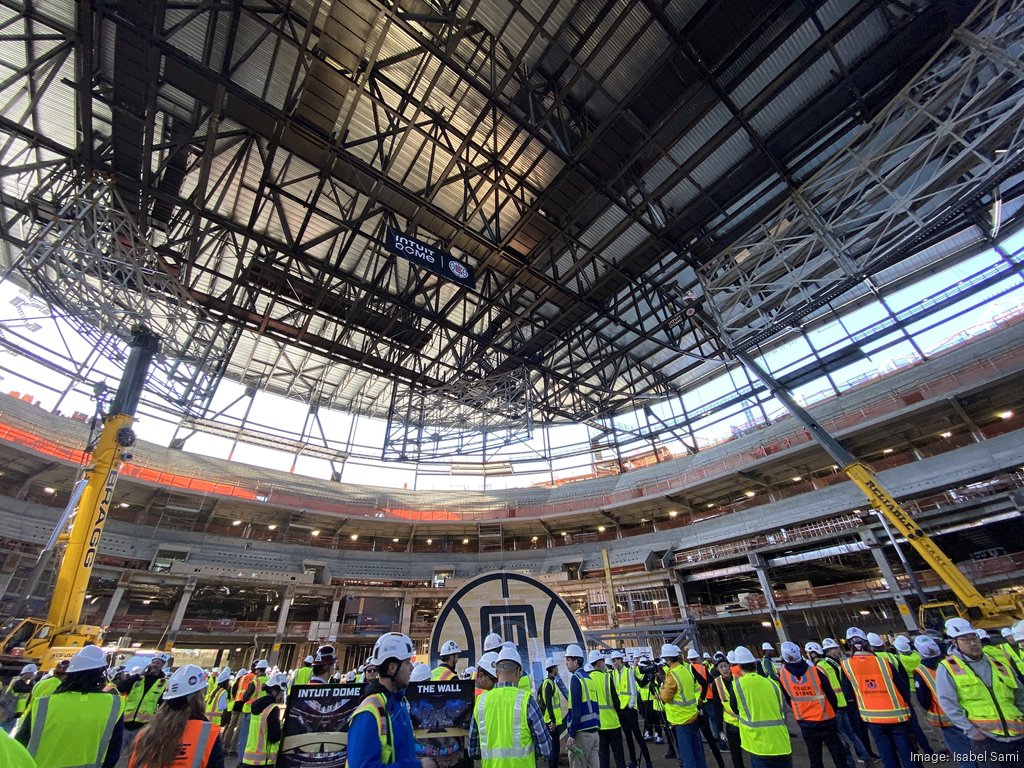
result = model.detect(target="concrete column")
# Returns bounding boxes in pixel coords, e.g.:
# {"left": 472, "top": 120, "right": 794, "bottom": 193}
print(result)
{"left": 268, "top": 587, "right": 295, "bottom": 667}
{"left": 101, "top": 583, "right": 128, "bottom": 627}
{"left": 328, "top": 590, "right": 343, "bottom": 625}
{"left": 748, "top": 554, "right": 789, "bottom": 643}
{"left": 947, "top": 397, "right": 985, "bottom": 442}
{"left": 400, "top": 596, "right": 414, "bottom": 635}
{"left": 861, "top": 529, "right": 919, "bottom": 631}
{"left": 673, "top": 573, "right": 701, "bottom": 654}
{"left": 164, "top": 577, "right": 197, "bottom": 650}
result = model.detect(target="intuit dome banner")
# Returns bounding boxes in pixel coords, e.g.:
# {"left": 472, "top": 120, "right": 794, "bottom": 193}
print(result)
{"left": 385, "top": 227, "right": 476, "bottom": 289}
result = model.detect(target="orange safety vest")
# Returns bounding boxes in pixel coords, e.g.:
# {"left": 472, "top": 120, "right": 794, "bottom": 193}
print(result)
{"left": 691, "top": 664, "right": 713, "bottom": 700}
{"left": 129, "top": 719, "right": 220, "bottom": 768}
{"left": 840, "top": 655, "right": 909, "bottom": 724}
{"left": 234, "top": 673, "right": 256, "bottom": 703}
{"left": 731, "top": 665, "right": 744, "bottom": 679}
{"left": 913, "top": 666, "right": 951, "bottom": 729}
{"left": 779, "top": 666, "right": 835, "bottom": 722}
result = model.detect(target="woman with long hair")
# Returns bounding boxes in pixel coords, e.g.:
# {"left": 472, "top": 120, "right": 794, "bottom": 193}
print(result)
{"left": 129, "top": 665, "right": 224, "bottom": 768}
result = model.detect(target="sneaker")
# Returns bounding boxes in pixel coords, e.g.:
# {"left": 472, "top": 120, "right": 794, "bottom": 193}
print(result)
{"left": 654, "top": 736, "right": 664, "bottom": 744}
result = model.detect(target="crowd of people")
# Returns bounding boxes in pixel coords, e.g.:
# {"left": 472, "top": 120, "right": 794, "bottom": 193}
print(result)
{"left": 0, "top": 617, "right": 1021, "bottom": 768}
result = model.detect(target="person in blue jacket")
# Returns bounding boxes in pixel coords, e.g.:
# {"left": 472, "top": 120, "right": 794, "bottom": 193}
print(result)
{"left": 347, "top": 631, "right": 437, "bottom": 768}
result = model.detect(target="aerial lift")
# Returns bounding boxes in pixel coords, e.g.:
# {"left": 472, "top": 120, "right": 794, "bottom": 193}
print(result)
{"left": 0, "top": 327, "right": 159, "bottom": 670}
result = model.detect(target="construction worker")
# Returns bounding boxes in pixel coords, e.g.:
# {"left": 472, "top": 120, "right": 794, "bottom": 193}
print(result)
{"left": 757, "top": 643, "right": 778, "bottom": 680}
{"left": 30, "top": 659, "right": 68, "bottom": 703}
{"left": 840, "top": 627, "right": 913, "bottom": 768}
{"left": 587, "top": 650, "right": 626, "bottom": 768}
{"left": 236, "top": 659, "right": 270, "bottom": 757}
{"left": 730, "top": 645, "right": 791, "bottom": 768}
{"left": 348, "top": 632, "right": 437, "bottom": 768}
{"left": 238, "top": 672, "right": 288, "bottom": 767}
{"left": 935, "top": 617, "right": 1023, "bottom": 767}
{"left": 565, "top": 643, "right": 601, "bottom": 768}
{"left": 712, "top": 657, "right": 744, "bottom": 768}
{"left": 818, "top": 638, "right": 874, "bottom": 763}
{"left": 892, "top": 637, "right": 921, "bottom": 690}
{"left": 129, "top": 664, "right": 223, "bottom": 768}
{"left": 205, "top": 667, "right": 233, "bottom": 729}
{"left": 979, "top": 628, "right": 1022, "bottom": 678}
{"left": 3, "top": 663, "right": 37, "bottom": 730}
{"left": 910, "top": 636, "right": 957, "bottom": 758}
{"left": 476, "top": 652, "right": 499, "bottom": 698}
{"left": 1, "top": 730, "right": 35, "bottom": 768}
{"left": 702, "top": 653, "right": 714, "bottom": 674}
{"left": 999, "top": 627, "right": 1024, "bottom": 676}
{"left": 292, "top": 655, "right": 314, "bottom": 686}
{"left": 309, "top": 645, "right": 337, "bottom": 684}
{"left": 220, "top": 665, "right": 248, "bottom": 753}
{"left": 777, "top": 641, "right": 848, "bottom": 768}
{"left": 16, "top": 645, "right": 123, "bottom": 768}
{"left": 659, "top": 642, "right": 705, "bottom": 768}
{"left": 539, "top": 656, "right": 568, "bottom": 768}
{"left": 432, "top": 640, "right": 462, "bottom": 681}
{"left": 206, "top": 667, "right": 220, "bottom": 698}
{"left": 468, "top": 644, "right": 551, "bottom": 768}
{"left": 123, "top": 654, "right": 170, "bottom": 754}
{"left": 634, "top": 656, "right": 654, "bottom": 742}
{"left": 611, "top": 651, "right": 652, "bottom": 768}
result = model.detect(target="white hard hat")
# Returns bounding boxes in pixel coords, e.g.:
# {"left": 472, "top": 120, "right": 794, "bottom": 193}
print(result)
{"left": 780, "top": 642, "right": 802, "bottom": 663}
{"left": 237, "top": 667, "right": 249, "bottom": 676}
{"left": 686, "top": 648, "right": 700, "bottom": 660}
{"left": 477, "top": 652, "right": 499, "bottom": 678}
{"left": 866, "top": 633, "right": 884, "bottom": 648}
{"left": 702, "top": 652, "right": 711, "bottom": 659}
{"left": 164, "top": 665, "right": 207, "bottom": 699}
{"left": 945, "top": 618, "right": 979, "bottom": 639}
{"left": 845, "top": 627, "right": 867, "bottom": 641}
{"left": 821, "top": 637, "right": 840, "bottom": 650}
{"left": 498, "top": 645, "right": 523, "bottom": 667}
{"left": 254, "top": 659, "right": 269, "bottom": 670}
{"left": 544, "top": 656, "right": 558, "bottom": 669}
{"left": 610, "top": 650, "right": 624, "bottom": 660}
{"left": 1001, "top": 628, "right": 1013, "bottom": 638}
{"left": 483, "top": 632, "right": 504, "bottom": 652}
{"left": 21, "top": 663, "right": 38, "bottom": 676}
{"left": 804, "top": 642, "right": 823, "bottom": 656}
{"left": 761, "top": 642, "right": 774, "bottom": 651}
{"left": 68, "top": 645, "right": 107, "bottom": 673}
{"left": 462, "top": 666, "right": 476, "bottom": 679}
{"left": 914, "top": 635, "right": 941, "bottom": 659}
{"left": 304, "top": 655, "right": 314, "bottom": 664}
{"left": 439, "top": 640, "right": 462, "bottom": 656}
{"left": 587, "top": 649, "right": 605, "bottom": 665}
{"left": 371, "top": 632, "right": 415, "bottom": 664}
{"left": 217, "top": 668, "right": 233, "bottom": 684}
{"left": 975, "top": 628, "right": 990, "bottom": 640}
{"left": 565, "top": 644, "right": 586, "bottom": 660}
{"left": 660, "top": 643, "right": 681, "bottom": 659}
{"left": 410, "top": 663, "right": 431, "bottom": 682}
{"left": 893, "top": 636, "right": 912, "bottom": 653}
{"left": 266, "top": 672, "right": 290, "bottom": 689}
{"left": 726, "top": 651, "right": 736, "bottom": 664}
{"left": 733, "top": 646, "right": 757, "bottom": 665}
{"left": 344, "top": 671, "right": 355, "bottom": 683}
{"left": 1013, "top": 620, "right": 1024, "bottom": 642}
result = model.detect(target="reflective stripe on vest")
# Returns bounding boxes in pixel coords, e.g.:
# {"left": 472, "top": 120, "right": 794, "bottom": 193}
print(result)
{"left": 840, "top": 655, "right": 909, "bottom": 724}
{"left": 431, "top": 666, "right": 456, "bottom": 681}
{"left": 234, "top": 673, "right": 256, "bottom": 703}
{"left": 734, "top": 675, "right": 790, "bottom": 757}
{"left": 913, "top": 666, "right": 951, "bottom": 729}
{"left": 205, "top": 686, "right": 228, "bottom": 726}
{"left": 350, "top": 693, "right": 395, "bottom": 765}
{"left": 613, "top": 665, "right": 635, "bottom": 709}
{"left": 539, "top": 677, "right": 564, "bottom": 726}
{"left": 476, "top": 687, "right": 534, "bottom": 768}
{"left": 125, "top": 678, "right": 166, "bottom": 725}
{"left": 941, "top": 655, "right": 1024, "bottom": 738}
{"left": 129, "top": 719, "right": 219, "bottom": 768}
{"left": 570, "top": 671, "right": 600, "bottom": 731}
{"left": 664, "top": 664, "right": 699, "bottom": 726}
{"left": 242, "top": 675, "right": 267, "bottom": 714}
{"left": 714, "top": 676, "right": 739, "bottom": 727}
{"left": 6, "top": 679, "right": 31, "bottom": 715}
{"left": 293, "top": 667, "right": 313, "bottom": 686}
{"left": 815, "top": 659, "right": 847, "bottom": 708}
{"left": 635, "top": 667, "right": 650, "bottom": 701}
{"left": 28, "top": 692, "right": 121, "bottom": 768}
{"left": 779, "top": 667, "right": 835, "bottom": 722}
{"left": 242, "top": 703, "right": 282, "bottom": 765}
{"left": 588, "top": 669, "right": 620, "bottom": 730}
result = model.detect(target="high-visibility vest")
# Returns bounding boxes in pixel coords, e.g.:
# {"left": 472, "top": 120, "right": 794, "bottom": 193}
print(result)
{"left": 941, "top": 655, "right": 1024, "bottom": 738}
{"left": 913, "top": 666, "right": 951, "bottom": 729}
{"left": 6, "top": 678, "right": 31, "bottom": 715}
{"left": 983, "top": 645, "right": 1019, "bottom": 675}
{"left": 779, "top": 666, "right": 835, "bottom": 723}
{"left": 349, "top": 693, "right": 394, "bottom": 764}
{"left": 130, "top": 719, "right": 220, "bottom": 768}
{"left": 731, "top": 664, "right": 743, "bottom": 679}
{"left": 1003, "top": 644, "right": 1024, "bottom": 675}
{"left": 125, "top": 678, "right": 167, "bottom": 726}
{"left": 587, "top": 668, "right": 620, "bottom": 730}
{"left": 27, "top": 691, "right": 121, "bottom": 768}
{"left": 242, "top": 675, "right": 267, "bottom": 714}
{"left": 733, "top": 674, "right": 790, "bottom": 756}
{"left": 899, "top": 652, "right": 922, "bottom": 691}
{"left": 815, "top": 659, "right": 847, "bottom": 708}
{"left": 206, "top": 676, "right": 218, "bottom": 696}
{"left": 234, "top": 673, "right": 256, "bottom": 703}
{"left": 102, "top": 683, "right": 126, "bottom": 717}
{"left": 840, "top": 655, "right": 909, "bottom": 724}
{"left": 612, "top": 665, "right": 635, "bottom": 709}
{"left": 690, "top": 663, "right": 711, "bottom": 701}
{"left": 758, "top": 656, "right": 778, "bottom": 679}
{"left": 569, "top": 670, "right": 600, "bottom": 731}
{"left": 635, "top": 667, "right": 650, "bottom": 701}
{"left": 431, "top": 666, "right": 456, "bottom": 681}
{"left": 714, "top": 676, "right": 739, "bottom": 727}
{"left": 663, "top": 663, "right": 699, "bottom": 726}
{"left": 1, "top": 731, "right": 36, "bottom": 768}
{"left": 518, "top": 675, "right": 533, "bottom": 697}
{"left": 293, "top": 667, "right": 313, "bottom": 686}
{"left": 30, "top": 676, "right": 61, "bottom": 706}
{"left": 205, "top": 686, "right": 229, "bottom": 726}
{"left": 241, "top": 703, "right": 282, "bottom": 766}
{"left": 474, "top": 686, "right": 535, "bottom": 768}
{"left": 539, "top": 677, "right": 564, "bottom": 726}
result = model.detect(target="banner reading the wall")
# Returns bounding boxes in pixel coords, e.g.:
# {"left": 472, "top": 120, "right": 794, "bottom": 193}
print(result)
{"left": 277, "top": 684, "right": 363, "bottom": 768}
{"left": 385, "top": 226, "right": 476, "bottom": 289}
{"left": 407, "top": 679, "right": 475, "bottom": 768}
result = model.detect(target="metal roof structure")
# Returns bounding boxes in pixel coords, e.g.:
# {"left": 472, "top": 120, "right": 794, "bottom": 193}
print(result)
{"left": 2, "top": 0, "right": 1024, "bottom": 463}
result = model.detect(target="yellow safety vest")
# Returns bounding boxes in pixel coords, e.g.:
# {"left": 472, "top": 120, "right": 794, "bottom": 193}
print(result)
{"left": 474, "top": 686, "right": 534, "bottom": 768}
{"left": 913, "top": 666, "right": 951, "bottom": 729}
{"left": 27, "top": 691, "right": 121, "bottom": 768}
{"left": 569, "top": 671, "right": 600, "bottom": 732}
{"left": 124, "top": 677, "right": 166, "bottom": 726}
{"left": 30, "top": 676, "right": 61, "bottom": 706}
{"left": 733, "top": 674, "right": 791, "bottom": 757}
{"left": 635, "top": 667, "right": 650, "bottom": 701}
{"left": 899, "top": 652, "right": 922, "bottom": 691}
{"left": 6, "top": 678, "right": 31, "bottom": 715}
{"left": 612, "top": 666, "right": 634, "bottom": 709}
{"left": 205, "top": 685, "right": 228, "bottom": 726}
{"left": 293, "top": 667, "right": 313, "bottom": 686}
{"left": 663, "top": 663, "right": 699, "bottom": 726}
{"left": 815, "top": 659, "right": 847, "bottom": 708}
{"left": 714, "top": 676, "right": 739, "bottom": 727}
{"left": 349, "top": 693, "right": 395, "bottom": 764}
{"left": 588, "top": 668, "right": 620, "bottom": 730}
{"left": 242, "top": 675, "right": 268, "bottom": 714}
{"left": 518, "top": 675, "right": 533, "bottom": 697}
{"left": 241, "top": 703, "right": 282, "bottom": 766}
{"left": 941, "top": 655, "right": 1024, "bottom": 738}
{"left": 1, "top": 731, "right": 36, "bottom": 768}
{"left": 431, "top": 666, "right": 457, "bottom": 681}
{"left": 538, "top": 677, "right": 564, "bottom": 726}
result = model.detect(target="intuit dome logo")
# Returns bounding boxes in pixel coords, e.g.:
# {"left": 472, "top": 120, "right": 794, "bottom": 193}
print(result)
{"left": 385, "top": 226, "right": 476, "bottom": 289}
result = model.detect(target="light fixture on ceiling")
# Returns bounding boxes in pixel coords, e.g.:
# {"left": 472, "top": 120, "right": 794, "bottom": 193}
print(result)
{"left": 118, "top": 502, "right": 130, "bottom": 508}
{"left": 531, "top": 536, "right": 538, "bottom": 542}
{"left": 232, "top": 519, "right": 242, "bottom": 526}
{"left": 597, "top": 525, "right": 606, "bottom": 532}
{"left": 791, "top": 476, "right": 802, "bottom": 482}
{"left": 706, "top": 503, "right": 715, "bottom": 508}
{"left": 669, "top": 510, "right": 678, "bottom": 518}
{"left": 940, "top": 431, "right": 952, "bottom": 438}
{"left": 393, "top": 537, "right": 400, "bottom": 543}
{"left": 561, "top": 531, "right": 568, "bottom": 536}
{"left": 462, "top": 538, "right": 469, "bottom": 544}
{"left": 859, "top": 610, "right": 871, "bottom": 616}
{"left": 760, "top": 621, "right": 772, "bottom": 627}
{"left": 311, "top": 529, "right": 320, "bottom": 536}
{"left": 268, "top": 524, "right": 277, "bottom": 530}
{"left": 43, "top": 487, "right": 55, "bottom": 494}
{"left": 142, "top": 599, "right": 152, "bottom": 605}
{"left": 882, "top": 448, "right": 894, "bottom": 454}
{"left": 744, "top": 490, "right": 756, "bottom": 498}
{"left": 350, "top": 533, "right": 358, "bottom": 540}
{"left": 426, "top": 538, "right": 433, "bottom": 545}
{"left": 998, "top": 410, "right": 1013, "bottom": 420}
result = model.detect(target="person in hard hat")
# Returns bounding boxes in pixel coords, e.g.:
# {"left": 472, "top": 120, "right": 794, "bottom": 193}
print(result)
{"left": 483, "top": 632, "right": 504, "bottom": 654}
{"left": 840, "top": 627, "right": 913, "bottom": 768}
{"left": 129, "top": 664, "right": 223, "bottom": 768}
{"left": 206, "top": 667, "right": 233, "bottom": 732}
{"left": 539, "top": 656, "right": 568, "bottom": 768}
{"left": 587, "top": 650, "right": 626, "bottom": 768}
{"left": 935, "top": 617, "right": 1023, "bottom": 766}
{"left": 729, "top": 645, "right": 791, "bottom": 767}
{"left": 632, "top": 656, "right": 654, "bottom": 743}
{"left": 497, "top": 641, "right": 534, "bottom": 695}
{"left": 893, "top": 637, "right": 921, "bottom": 691}
{"left": 711, "top": 657, "right": 744, "bottom": 768}
{"left": 564, "top": 643, "right": 600, "bottom": 768}
{"left": 235, "top": 659, "right": 270, "bottom": 758}
{"left": 3, "top": 663, "right": 38, "bottom": 730}
{"left": 463, "top": 666, "right": 476, "bottom": 681}
{"left": 238, "top": 672, "right": 288, "bottom": 767}
{"left": 476, "top": 652, "right": 499, "bottom": 699}
{"left": 410, "top": 663, "right": 432, "bottom": 682}
{"left": 979, "top": 628, "right": 1022, "bottom": 679}
{"left": 1010, "top": 621, "right": 1024, "bottom": 676}
{"left": 348, "top": 632, "right": 437, "bottom": 768}
{"left": 658, "top": 643, "right": 705, "bottom": 768}
{"left": 309, "top": 645, "right": 337, "bottom": 684}
{"left": 1, "top": 729, "right": 35, "bottom": 768}
{"left": 433, "top": 640, "right": 462, "bottom": 681}
{"left": 220, "top": 665, "right": 249, "bottom": 754}
{"left": 910, "top": 635, "right": 957, "bottom": 758}
{"left": 998, "top": 626, "right": 1024, "bottom": 677}
{"left": 292, "top": 655, "right": 314, "bottom": 686}
{"left": 777, "top": 641, "right": 848, "bottom": 768}
{"left": 610, "top": 651, "right": 652, "bottom": 768}
{"left": 818, "top": 637, "right": 875, "bottom": 763}
{"left": 30, "top": 659, "right": 68, "bottom": 705}
{"left": 16, "top": 645, "right": 124, "bottom": 768}
{"left": 122, "top": 653, "right": 171, "bottom": 754}
{"left": 683, "top": 649, "right": 725, "bottom": 767}
{"left": 757, "top": 643, "right": 778, "bottom": 680}
{"left": 468, "top": 644, "right": 552, "bottom": 768}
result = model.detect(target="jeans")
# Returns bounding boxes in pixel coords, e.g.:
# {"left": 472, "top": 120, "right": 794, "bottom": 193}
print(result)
{"left": 907, "top": 709, "right": 935, "bottom": 755}
{"left": 724, "top": 723, "right": 745, "bottom": 768}
{"left": 799, "top": 719, "right": 852, "bottom": 768}
{"left": 619, "top": 707, "right": 651, "bottom": 766}
{"left": 547, "top": 724, "right": 564, "bottom": 768}
{"left": 599, "top": 727, "right": 626, "bottom": 768}
{"left": 674, "top": 722, "right": 708, "bottom": 768}
{"left": 865, "top": 722, "right": 914, "bottom": 768}
{"left": 942, "top": 728, "right": 983, "bottom": 768}
{"left": 236, "top": 712, "right": 251, "bottom": 756}
{"left": 698, "top": 710, "right": 726, "bottom": 768}
{"left": 748, "top": 756, "right": 792, "bottom": 768}
{"left": 836, "top": 707, "right": 872, "bottom": 760}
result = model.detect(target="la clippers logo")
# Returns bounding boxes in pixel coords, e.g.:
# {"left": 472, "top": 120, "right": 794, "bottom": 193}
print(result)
{"left": 449, "top": 260, "right": 469, "bottom": 279}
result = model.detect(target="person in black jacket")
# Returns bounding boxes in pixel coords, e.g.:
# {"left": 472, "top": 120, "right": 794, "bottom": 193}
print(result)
{"left": 777, "top": 642, "right": 850, "bottom": 768}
